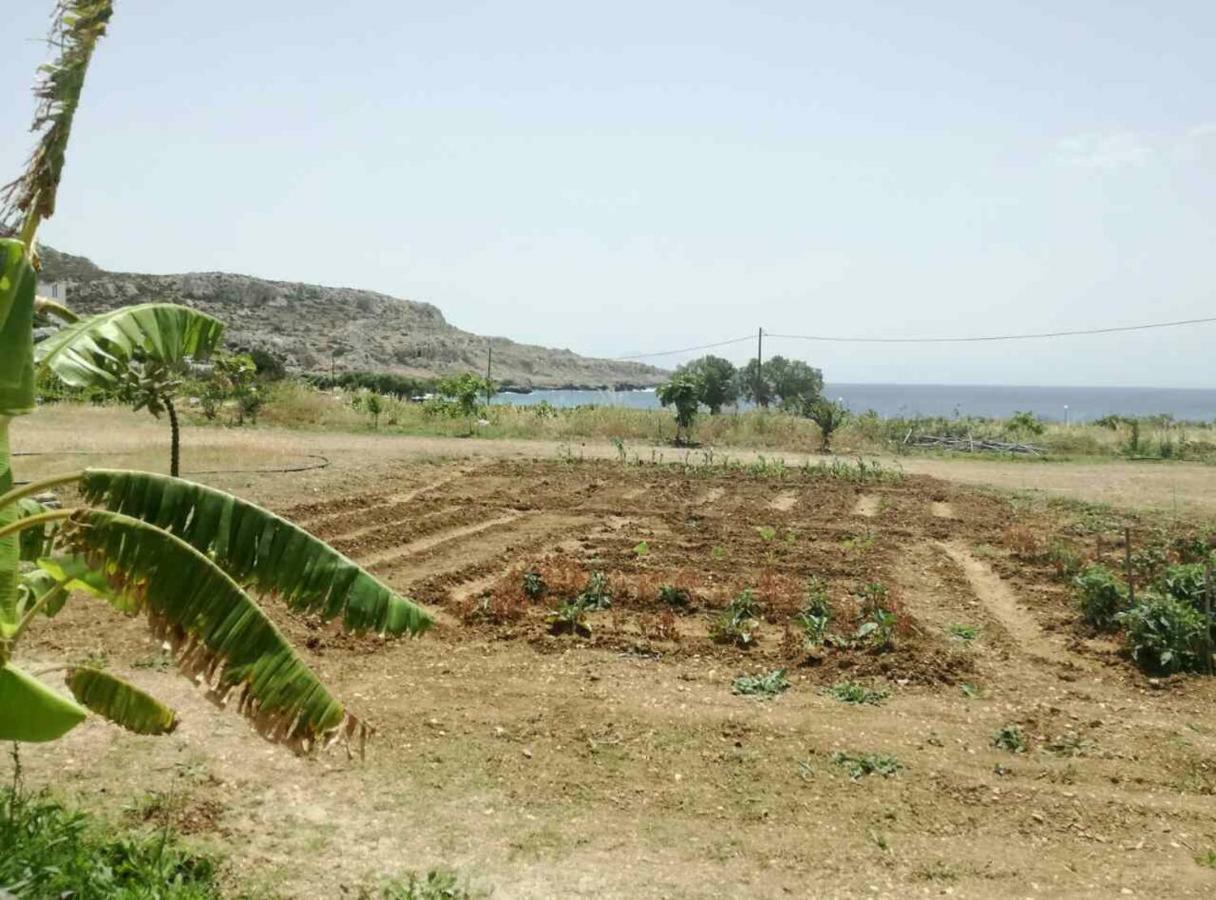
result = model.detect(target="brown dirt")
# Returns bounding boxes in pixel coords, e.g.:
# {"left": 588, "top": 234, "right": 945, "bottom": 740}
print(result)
{"left": 7, "top": 409, "right": 1216, "bottom": 898}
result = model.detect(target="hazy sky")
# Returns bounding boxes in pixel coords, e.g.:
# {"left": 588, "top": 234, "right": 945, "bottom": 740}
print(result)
{"left": 3, "top": 1, "right": 1215, "bottom": 386}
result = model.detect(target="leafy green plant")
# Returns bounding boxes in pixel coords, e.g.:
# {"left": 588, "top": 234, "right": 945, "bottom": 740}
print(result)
{"left": 709, "top": 588, "right": 761, "bottom": 647}
{"left": 1195, "top": 851, "right": 1216, "bottom": 870}
{"left": 856, "top": 608, "right": 897, "bottom": 650}
{"left": 1117, "top": 594, "right": 1209, "bottom": 674}
{"left": 657, "top": 375, "right": 699, "bottom": 445}
{"left": 710, "top": 545, "right": 727, "bottom": 561}
{"left": 855, "top": 581, "right": 889, "bottom": 615}
{"left": 578, "top": 571, "right": 612, "bottom": 610}
{"left": 731, "top": 668, "right": 789, "bottom": 698}
{"left": 657, "top": 584, "right": 692, "bottom": 609}
{"left": 794, "top": 577, "right": 832, "bottom": 646}
{"left": 545, "top": 598, "right": 591, "bottom": 637}
{"left": 0, "top": 6, "right": 430, "bottom": 749}
{"left": 0, "top": 783, "right": 220, "bottom": 898}
{"left": 364, "top": 391, "right": 384, "bottom": 429}
{"left": 1006, "top": 410, "right": 1045, "bottom": 436}
{"left": 831, "top": 751, "right": 902, "bottom": 779}
{"left": 826, "top": 680, "right": 888, "bottom": 705}
{"left": 1073, "top": 564, "right": 1127, "bottom": 631}
{"left": 631, "top": 540, "right": 649, "bottom": 558}
{"left": 948, "top": 623, "right": 978, "bottom": 641}
{"left": 1160, "top": 563, "right": 1209, "bottom": 608}
{"left": 992, "top": 725, "right": 1028, "bottom": 753}
{"left": 521, "top": 569, "right": 546, "bottom": 600}
{"left": 960, "top": 682, "right": 981, "bottom": 699}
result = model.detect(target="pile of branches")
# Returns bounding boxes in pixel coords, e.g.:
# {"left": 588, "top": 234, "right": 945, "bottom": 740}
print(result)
{"left": 903, "top": 432, "right": 1046, "bottom": 456}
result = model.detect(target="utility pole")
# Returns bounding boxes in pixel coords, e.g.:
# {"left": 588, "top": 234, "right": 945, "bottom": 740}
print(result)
{"left": 755, "top": 326, "right": 764, "bottom": 408}
{"left": 485, "top": 342, "right": 493, "bottom": 404}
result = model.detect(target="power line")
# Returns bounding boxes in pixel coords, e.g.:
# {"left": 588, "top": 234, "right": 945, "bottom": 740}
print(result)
{"left": 612, "top": 314, "right": 1216, "bottom": 361}
{"left": 613, "top": 334, "right": 754, "bottom": 361}
{"left": 767, "top": 315, "right": 1216, "bottom": 345}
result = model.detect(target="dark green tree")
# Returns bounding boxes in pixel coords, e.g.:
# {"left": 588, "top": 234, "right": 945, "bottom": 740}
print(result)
{"left": 737, "top": 358, "right": 772, "bottom": 408}
{"left": 765, "top": 356, "right": 824, "bottom": 411}
{"left": 675, "top": 355, "right": 738, "bottom": 414}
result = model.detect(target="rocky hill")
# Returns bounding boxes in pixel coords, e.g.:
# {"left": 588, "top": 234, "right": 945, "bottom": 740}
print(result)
{"left": 36, "top": 247, "right": 666, "bottom": 390}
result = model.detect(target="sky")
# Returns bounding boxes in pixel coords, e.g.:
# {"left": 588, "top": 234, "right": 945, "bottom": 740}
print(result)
{"left": 3, "top": 1, "right": 1215, "bottom": 387}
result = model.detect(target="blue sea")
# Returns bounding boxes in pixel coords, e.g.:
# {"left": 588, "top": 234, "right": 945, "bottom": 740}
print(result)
{"left": 493, "top": 383, "right": 1216, "bottom": 423}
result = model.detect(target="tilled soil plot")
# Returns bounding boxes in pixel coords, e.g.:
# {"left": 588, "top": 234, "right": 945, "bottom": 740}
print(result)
{"left": 13, "top": 457, "right": 1216, "bottom": 899}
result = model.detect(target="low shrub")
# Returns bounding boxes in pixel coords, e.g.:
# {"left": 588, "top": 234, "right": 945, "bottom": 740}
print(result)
{"left": 710, "top": 589, "right": 761, "bottom": 647}
{"left": 1117, "top": 594, "right": 1210, "bottom": 675}
{"left": 1073, "top": 564, "right": 1127, "bottom": 631}
{"left": 992, "top": 725, "right": 1028, "bottom": 753}
{"left": 826, "top": 680, "right": 888, "bottom": 705}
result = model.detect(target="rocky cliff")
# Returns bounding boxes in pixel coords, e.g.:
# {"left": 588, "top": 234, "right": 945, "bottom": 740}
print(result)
{"left": 37, "top": 247, "right": 666, "bottom": 390}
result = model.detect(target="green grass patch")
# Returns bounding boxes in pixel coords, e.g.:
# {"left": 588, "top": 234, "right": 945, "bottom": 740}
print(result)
{"left": 0, "top": 786, "right": 219, "bottom": 898}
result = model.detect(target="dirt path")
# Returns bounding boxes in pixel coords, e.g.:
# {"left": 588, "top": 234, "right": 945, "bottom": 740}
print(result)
{"left": 939, "top": 541, "right": 1083, "bottom": 669}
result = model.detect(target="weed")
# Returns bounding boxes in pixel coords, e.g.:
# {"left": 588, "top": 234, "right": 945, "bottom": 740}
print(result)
{"left": 1195, "top": 851, "right": 1216, "bottom": 870}
{"left": 831, "top": 751, "right": 903, "bottom": 780}
{"left": 657, "top": 584, "right": 692, "bottom": 609}
{"left": 731, "top": 669, "right": 790, "bottom": 698}
{"left": 372, "top": 869, "right": 483, "bottom": 899}
{"left": 855, "top": 581, "right": 889, "bottom": 615}
{"left": 826, "top": 680, "right": 888, "bottom": 705}
{"left": 710, "top": 589, "right": 762, "bottom": 647}
{"left": 610, "top": 436, "right": 627, "bottom": 463}
{"left": 948, "top": 623, "right": 979, "bottom": 642}
{"left": 1042, "top": 733, "right": 1087, "bottom": 757}
{"left": 0, "top": 785, "right": 220, "bottom": 898}
{"left": 755, "top": 525, "right": 777, "bottom": 542}
{"left": 1003, "top": 525, "right": 1041, "bottom": 560}
{"left": 710, "top": 545, "right": 727, "bottom": 561}
{"left": 841, "top": 531, "right": 876, "bottom": 554}
{"left": 960, "top": 682, "right": 981, "bottom": 699}
{"left": 992, "top": 725, "right": 1028, "bottom": 753}
{"left": 631, "top": 540, "right": 650, "bottom": 558}
{"left": 1047, "top": 539, "right": 1082, "bottom": 579}
{"left": 521, "top": 569, "right": 546, "bottom": 600}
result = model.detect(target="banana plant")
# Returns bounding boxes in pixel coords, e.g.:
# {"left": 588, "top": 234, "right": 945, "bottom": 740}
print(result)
{"left": 0, "top": 1, "right": 432, "bottom": 750}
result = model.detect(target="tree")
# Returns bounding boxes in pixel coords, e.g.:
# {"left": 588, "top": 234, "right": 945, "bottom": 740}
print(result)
{"left": 764, "top": 356, "right": 824, "bottom": 411}
{"left": 425, "top": 372, "right": 493, "bottom": 434}
{"left": 737, "top": 359, "right": 772, "bottom": 408}
{"left": 657, "top": 376, "right": 699, "bottom": 445}
{"left": 806, "top": 399, "right": 849, "bottom": 452}
{"left": 675, "top": 355, "right": 737, "bottom": 414}
{"left": 36, "top": 304, "right": 224, "bottom": 476}
{"left": 365, "top": 391, "right": 383, "bottom": 429}
{"left": 0, "top": 1, "right": 431, "bottom": 750}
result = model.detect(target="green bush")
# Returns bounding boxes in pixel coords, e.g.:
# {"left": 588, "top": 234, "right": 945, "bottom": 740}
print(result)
{"left": 0, "top": 786, "right": 219, "bottom": 898}
{"left": 1117, "top": 594, "right": 1210, "bottom": 675}
{"left": 1160, "top": 563, "right": 1209, "bottom": 607}
{"left": 1073, "top": 564, "right": 1127, "bottom": 631}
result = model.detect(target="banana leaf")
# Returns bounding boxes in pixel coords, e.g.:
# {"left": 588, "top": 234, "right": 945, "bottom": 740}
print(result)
{"left": 66, "top": 666, "right": 177, "bottom": 735}
{"left": 0, "top": 661, "right": 87, "bottom": 742}
{"left": 78, "top": 469, "right": 431, "bottom": 636}
{"left": 61, "top": 509, "right": 358, "bottom": 747}
{"left": 36, "top": 303, "right": 224, "bottom": 388}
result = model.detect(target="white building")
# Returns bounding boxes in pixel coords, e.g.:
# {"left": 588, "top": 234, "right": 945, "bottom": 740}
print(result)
{"left": 38, "top": 281, "right": 69, "bottom": 302}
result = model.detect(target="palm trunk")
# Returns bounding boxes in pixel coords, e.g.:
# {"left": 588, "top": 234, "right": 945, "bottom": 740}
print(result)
{"left": 165, "top": 396, "right": 180, "bottom": 477}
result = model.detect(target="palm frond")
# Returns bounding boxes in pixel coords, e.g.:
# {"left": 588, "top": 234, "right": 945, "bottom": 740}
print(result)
{"left": 36, "top": 303, "right": 225, "bottom": 388}
{"left": 66, "top": 666, "right": 177, "bottom": 735}
{"left": 78, "top": 469, "right": 433, "bottom": 636}
{"left": 0, "top": 1, "right": 114, "bottom": 245}
{"left": 61, "top": 509, "right": 358, "bottom": 748}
